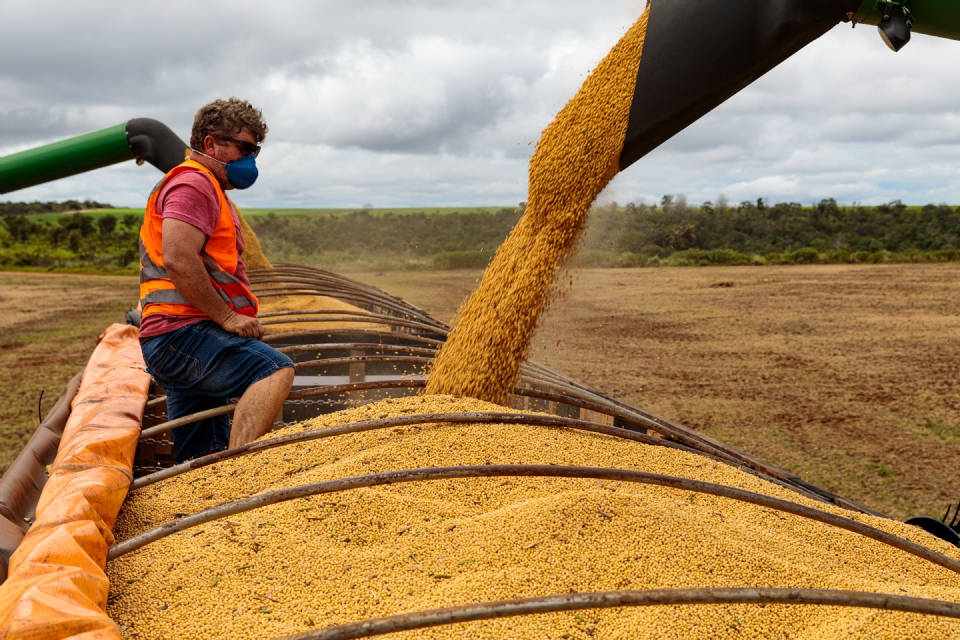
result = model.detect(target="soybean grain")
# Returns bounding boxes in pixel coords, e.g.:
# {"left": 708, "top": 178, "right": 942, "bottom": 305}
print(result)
{"left": 425, "top": 9, "right": 649, "bottom": 404}
{"left": 107, "top": 395, "right": 960, "bottom": 639}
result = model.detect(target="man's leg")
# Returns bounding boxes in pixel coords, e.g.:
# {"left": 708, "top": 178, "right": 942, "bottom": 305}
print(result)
{"left": 142, "top": 320, "right": 295, "bottom": 454}
{"left": 166, "top": 392, "right": 232, "bottom": 462}
{"left": 230, "top": 366, "right": 294, "bottom": 448}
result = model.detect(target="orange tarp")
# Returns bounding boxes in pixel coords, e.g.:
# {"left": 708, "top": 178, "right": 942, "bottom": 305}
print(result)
{"left": 0, "top": 324, "right": 150, "bottom": 639}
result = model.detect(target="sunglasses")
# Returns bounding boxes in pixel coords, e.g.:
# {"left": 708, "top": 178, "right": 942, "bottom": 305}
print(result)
{"left": 218, "top": 137, "right": 261, "bottom": 158}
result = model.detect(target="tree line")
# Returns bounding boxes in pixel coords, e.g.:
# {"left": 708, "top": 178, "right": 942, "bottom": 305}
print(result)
{"left": 248, "top": 209, "right": 523, "bottom": 269}
{"left": 0, "top": 212, "right": 140, "bottom": 271}
{"left": 580, "top": 197, "right": 960, "bottom": 265}
{"left": 0, "top": 200, "right": 114, "bottom": 216}
{"left": 4, "top": 199, "right": 960, "bottom": 272}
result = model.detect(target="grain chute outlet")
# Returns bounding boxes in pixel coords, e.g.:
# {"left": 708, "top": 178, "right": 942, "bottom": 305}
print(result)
{"left": 2, "top": 1, "right": 960, "bottom": 638}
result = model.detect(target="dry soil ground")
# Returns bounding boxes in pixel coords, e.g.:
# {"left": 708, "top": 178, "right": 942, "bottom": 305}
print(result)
{"left": 2, "top": 265, "right": 958, "bottom": 521}
{"left": 363, "top": 264, "right": 960, "bottom": 521}
{"left": 0, "top": 272, "right": 138, "bottom": 467}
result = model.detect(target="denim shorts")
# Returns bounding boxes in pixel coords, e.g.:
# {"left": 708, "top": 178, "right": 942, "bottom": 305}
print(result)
{"left": 141, "top": 320, "right": 294, "bottom": 463}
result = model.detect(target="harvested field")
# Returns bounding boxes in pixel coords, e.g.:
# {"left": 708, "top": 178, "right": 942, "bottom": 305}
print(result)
{"left": 0, "top": 271, "right": 138, "bottom": 473}
{"left": 2, "top": 265, "right": 959, "bottom": 521}
{"left": 361, "top": 264, "right": 960, "bottom": 521}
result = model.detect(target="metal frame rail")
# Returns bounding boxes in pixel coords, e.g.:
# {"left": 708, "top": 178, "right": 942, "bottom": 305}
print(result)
{"left": 274, "top": 588, "right": 960, "bottom": 640}
{"left": 110, "top": 465, "right": 960, "bottom": 572}
{"left": 247, "top": 265, "right": 878, "bottom": 512}
{"left": 129, "top": 264, "right": 885, "bottom": 516}
{"left": 110, "top": 463, "right": 960, "bottom": 637}
{"left": 131, "top": 411, "right": 695, "bottom": 489}
{"left": 137, "top": 353, "right": 876, "bottom": 515}
{"left": 120, "top": 269, "right": 960, "bottom": 635}
{"left": 249, "top": 264, "right": 444, "bottom": 330}
{"left": 123, "top": 415, "right": 960, "bottom": 636}
{"left": 133, "top": 402, "right": 825, "bottom": 508}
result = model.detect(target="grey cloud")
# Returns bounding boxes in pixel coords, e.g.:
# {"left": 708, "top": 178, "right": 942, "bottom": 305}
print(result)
{"left": 3, "top": 1, "right": 960, "bottom": 207}
{"left": 610, "top": 23, "right": 960, "bottom": 206}
{"left": 1, "top": 1, "right": 627, "bottom": 153}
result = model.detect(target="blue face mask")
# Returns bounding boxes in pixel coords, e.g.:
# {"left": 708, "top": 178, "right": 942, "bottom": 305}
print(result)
{"left": 223, "top": 154, "right": 258, "bottom": 190}
{"left": 193, "top": 149, "right": 259, "bottom": 189}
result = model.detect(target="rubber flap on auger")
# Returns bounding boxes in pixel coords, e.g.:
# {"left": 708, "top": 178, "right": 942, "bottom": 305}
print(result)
{"left": 0, "top": 324, "right": 150, "bottom": 639}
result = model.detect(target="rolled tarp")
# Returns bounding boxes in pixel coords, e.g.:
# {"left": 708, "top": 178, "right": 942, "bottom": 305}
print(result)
{"left": 0, "top": 371, "right": 84, "bottom": 584}
{"left": 0, "top": 324, "right": 150, "bottom": 639}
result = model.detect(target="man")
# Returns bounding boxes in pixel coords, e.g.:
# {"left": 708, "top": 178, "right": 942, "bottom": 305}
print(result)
{"left": 138, "top": 97, "right": 294, "bottom": 462}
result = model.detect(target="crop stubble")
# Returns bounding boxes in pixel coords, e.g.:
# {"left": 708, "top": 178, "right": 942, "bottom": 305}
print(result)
{"left": 0, "top": 271, "right": 138, "bottom": 473}
{"left": 524, "top": 263, "right": 960, "bottom": 521}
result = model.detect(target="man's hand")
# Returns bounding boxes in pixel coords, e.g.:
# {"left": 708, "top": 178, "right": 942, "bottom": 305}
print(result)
{"left": 222, "top": 311, "right": 264, "bottom": 340}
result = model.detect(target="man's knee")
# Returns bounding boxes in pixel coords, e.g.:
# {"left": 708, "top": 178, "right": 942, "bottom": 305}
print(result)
{"left": 275, "top": 366, "right": 294, "bottom": 387}
{"left": 257, "top": 365, "right": 294, "bottom": 395}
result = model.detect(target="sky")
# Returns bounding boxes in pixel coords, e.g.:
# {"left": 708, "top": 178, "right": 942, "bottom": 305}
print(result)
{"left": 2, "top": 1, "right": 959, "bottom": 209}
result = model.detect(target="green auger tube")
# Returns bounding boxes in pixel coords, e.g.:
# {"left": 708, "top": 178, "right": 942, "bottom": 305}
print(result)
{"left": 0, "top": 123, "right": 132, "bottom": 195}
{"left": 855, "top": 0, "right": 960, "bottom": 42}
{"left": 0, "top": 118, "right": 188, "bottom": 194}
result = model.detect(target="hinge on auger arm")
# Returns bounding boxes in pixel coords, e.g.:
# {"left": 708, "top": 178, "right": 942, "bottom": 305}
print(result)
{"left": 877, "top": 0, "right": 915, "bottom": 50}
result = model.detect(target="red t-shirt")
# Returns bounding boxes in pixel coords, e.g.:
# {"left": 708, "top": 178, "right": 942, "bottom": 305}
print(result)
{"left": 139, "top": 170, "right": 250, "bottom": 339}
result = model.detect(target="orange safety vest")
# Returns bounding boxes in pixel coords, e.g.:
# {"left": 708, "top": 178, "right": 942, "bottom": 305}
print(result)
{"left": 139, "top": 159, "right": 259, "bottom": 320}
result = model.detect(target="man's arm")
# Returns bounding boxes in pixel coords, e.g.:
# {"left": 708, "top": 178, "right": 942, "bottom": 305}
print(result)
{"left": 161, "top": 218, "right": 263, "bottom": 339}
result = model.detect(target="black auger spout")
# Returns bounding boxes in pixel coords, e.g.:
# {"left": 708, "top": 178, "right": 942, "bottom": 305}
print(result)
{"left": 619, "top": 0, "right": 861, "bottom": 171}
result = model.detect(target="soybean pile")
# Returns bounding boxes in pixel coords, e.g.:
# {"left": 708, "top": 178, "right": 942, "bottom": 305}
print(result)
{"left": 237, "top": 209, "right": 272, "bottom": 271}
{"left": 257, "top": 294, "right": 378, "bottom": 335}
{"left": 237, "top": 209, "right": 377, "bottom": 334}
{"left": 107, "top": 395, "right": 960, "bottom": 639}
{"left": 425, "top": 9, "right": 649, "bottom": 405}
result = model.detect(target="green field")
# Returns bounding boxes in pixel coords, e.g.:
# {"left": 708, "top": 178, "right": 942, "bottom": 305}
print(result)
{"left": 21, "top": 206, "right": 514, "bottom": 223}
{"left": 240, "top": 206, "right": 512, "bottom": 218}
{"left": 23, "top": 208, "right": 143, "bottom": 223}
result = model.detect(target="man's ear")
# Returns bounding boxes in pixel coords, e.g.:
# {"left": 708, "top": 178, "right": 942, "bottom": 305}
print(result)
{"left": 203, "top": 135, "right": 219, "bottom": 155}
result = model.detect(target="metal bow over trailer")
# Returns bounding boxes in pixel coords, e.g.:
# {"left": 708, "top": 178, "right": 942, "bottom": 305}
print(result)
{"left": 2, "top": 0, "right": 960, "bottom": 637}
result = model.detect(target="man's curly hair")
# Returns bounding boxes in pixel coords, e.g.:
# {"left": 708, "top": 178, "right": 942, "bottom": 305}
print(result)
{"left": 190, "top": 97, "right": 268, "bottom": 150}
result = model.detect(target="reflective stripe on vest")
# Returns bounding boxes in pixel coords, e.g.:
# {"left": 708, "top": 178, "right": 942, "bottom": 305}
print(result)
{"left": 139, "top": 239, "right": 248, "bottom": 289}
{"left": 139, "top": 159, "right": 259, "bottom": 319}
{"left": 141, "top": 287, "right": 256, "bottom": 310}
{"left": 139, "top": 239, "right": 168, "bottom": 283}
